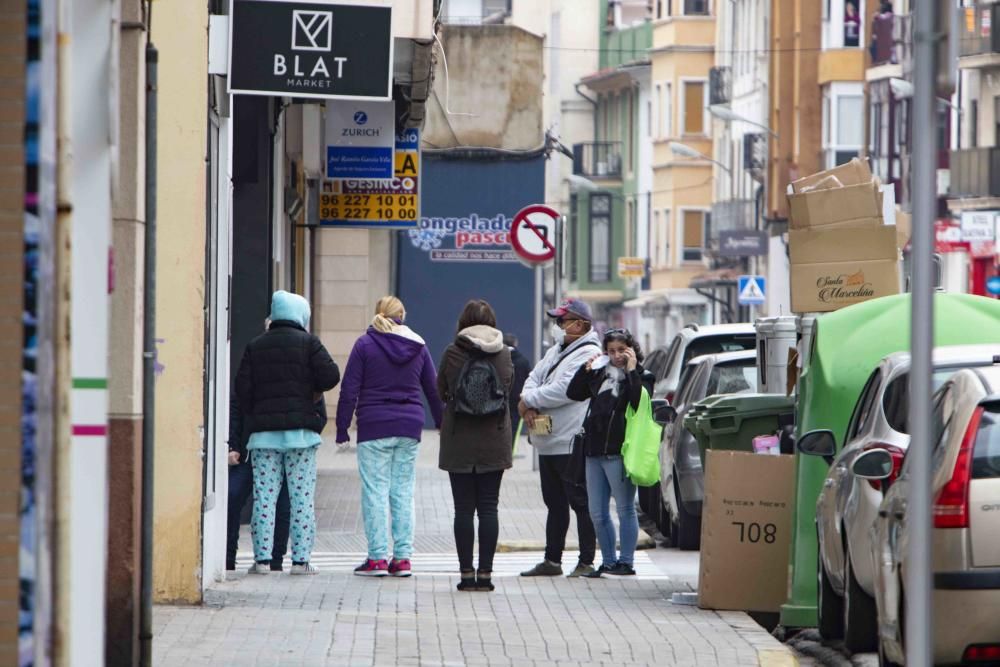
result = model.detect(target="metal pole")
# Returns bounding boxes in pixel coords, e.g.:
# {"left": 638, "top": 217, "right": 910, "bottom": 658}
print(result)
{"left": 533, "top": 264, "right": 542, "bottom": 472}
{"left": 139, "top": 40, "right": 157, "bottom": 667}
{"left": 907, "top": 0, "right": 936, "bottom": 664}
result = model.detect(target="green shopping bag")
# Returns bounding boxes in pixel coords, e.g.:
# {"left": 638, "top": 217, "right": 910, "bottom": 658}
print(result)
{"left": 622, "top": 387, "right": 663, "bottom": 487}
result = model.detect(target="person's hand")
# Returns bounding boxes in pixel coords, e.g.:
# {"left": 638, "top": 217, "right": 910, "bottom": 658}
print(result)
{"left": 624, "top": 348, "right": 638, "bottom": 372}
{"left": 585, "top": 353, "right": 602, "bottom": 371}
{"left": 228, "top": 451, "right": 241, "bottom": 466}
{"left": 518, "top": 399, "right": 529, "bottom": 418}
{"left": 523, "top": 409, "right": 539, "bottom": 430}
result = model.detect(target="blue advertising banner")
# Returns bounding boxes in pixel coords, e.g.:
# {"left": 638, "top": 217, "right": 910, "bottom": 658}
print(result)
{"left": 397, "top": 156, "right": 543, "bottom": 424}
{"left": 325, "top": 100, "right": 394, "bottom": 179}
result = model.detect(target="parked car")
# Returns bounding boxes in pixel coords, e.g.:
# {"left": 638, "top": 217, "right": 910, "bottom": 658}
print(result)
{"left": 797, "top": 346, "right": 1000, "bottom": 652}
{"left": 658, "top": 349, "right": 757, "bottom": 550}
{"left": 854, "top": 365, "right": 1000, "bottom": 667}
{"left": 653, "top": 323, "right": 756, "bottom": 404}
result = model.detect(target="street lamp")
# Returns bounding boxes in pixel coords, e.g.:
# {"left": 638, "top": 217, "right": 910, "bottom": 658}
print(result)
{"left": 708, "top": 104, "right": 779, "bottom": 139}
{"left": 890, "top": 77, "right": 963, "bottom": 113}
{"left": 566, "top": 173, "right": 599, "bottom": 192}
{"left": 669, "top": 141, "right": 731, "bottom": 173}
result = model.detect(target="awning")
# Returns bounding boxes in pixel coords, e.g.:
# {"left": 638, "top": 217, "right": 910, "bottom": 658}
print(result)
{"left": 689, "top": 268, "right": 741, "bottom": 289}
{"left": 623, "top": 288, "right": 708, "bottom": 309}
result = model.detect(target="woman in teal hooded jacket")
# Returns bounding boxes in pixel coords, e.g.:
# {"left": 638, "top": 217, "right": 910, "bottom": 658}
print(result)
{"left": 235, "top": 291, "right": 340, "bottom": 575}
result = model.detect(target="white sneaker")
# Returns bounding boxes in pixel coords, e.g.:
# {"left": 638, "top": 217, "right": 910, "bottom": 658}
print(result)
{"left": 290, "top": 563, "right": 319, "bottom": 575}
{"left": 248, "top": 562, "right": 271, "bottom": 575}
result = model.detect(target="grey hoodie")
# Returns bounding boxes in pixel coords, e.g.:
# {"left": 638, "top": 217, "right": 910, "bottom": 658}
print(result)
{"left": 520, "top": 329, "right": 602, "bottom": 455}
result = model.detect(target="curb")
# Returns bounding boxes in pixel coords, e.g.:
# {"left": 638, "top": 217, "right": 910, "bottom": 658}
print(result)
{"left": 496, "top": 528, "right": 657, "bottom": 553}
{"left": 757, "top": 648, "right": 800, "bottom": 667}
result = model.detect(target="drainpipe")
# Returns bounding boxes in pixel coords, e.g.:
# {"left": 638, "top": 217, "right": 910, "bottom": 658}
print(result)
{"left": 575, "top": 82, "right": 598, "bottom": 142}
{"left": 140, "top": 36, "right": 157, "bottom": 667}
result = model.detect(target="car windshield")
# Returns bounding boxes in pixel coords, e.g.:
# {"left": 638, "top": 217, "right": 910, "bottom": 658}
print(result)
{"left": 705, "top": 361, "right": 756, "bottom": 396}
{"left": 682, "top": 334, "right": 756, "bottom": 367}
{"left": 973, "top": 404, "right": 1000, "bottom": 480}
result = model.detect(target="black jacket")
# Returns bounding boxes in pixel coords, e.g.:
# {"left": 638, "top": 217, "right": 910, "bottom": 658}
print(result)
{"left": 508, "top": 346, "right": 532, "bottom": 431}
{"left": 567, "top": 363, "right": 655, "bottom": 457}
{"left": 234, "top": 320, "right": 340, "bottom": 437}
{"left": 228, "top": 390, "right": 329, "bottom": 462}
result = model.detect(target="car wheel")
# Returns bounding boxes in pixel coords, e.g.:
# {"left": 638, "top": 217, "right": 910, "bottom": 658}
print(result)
{"left": 673, "top": 469, "right": 701, "bottom": 551}
{"left": 817, "top": 547, "right": 845, "bottom": 640}
{"left": 843, "top": 552, "right": 878, "bottom": 654}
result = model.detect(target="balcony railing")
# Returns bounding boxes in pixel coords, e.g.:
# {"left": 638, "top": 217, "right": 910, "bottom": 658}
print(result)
{"left": 950, "top": 147, "right": 1000, "bottom": 198}
{"left": 710, "top": 199, "right": 756, "bottom": 237}
{"left": 743, "top": 132, "right": 767, "bottom": 182}
{"left": 870, "top": 13, "right": 912, "bottom": 68}
{"left": 709, "top": 66, "right": 731, "bottom": 106}
{"left": 572, "top": 142, "right": 623, "bottom": 179}
{"left": 960, "top": 3, "right": 1000, "bottom": 58}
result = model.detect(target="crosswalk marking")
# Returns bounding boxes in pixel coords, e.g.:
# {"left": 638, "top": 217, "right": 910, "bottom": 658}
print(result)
{"left": 236, "top": 551, "right": 669, "bottom": 579}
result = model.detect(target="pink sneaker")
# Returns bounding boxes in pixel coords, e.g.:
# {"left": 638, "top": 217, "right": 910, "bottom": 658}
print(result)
{"left": 389, "top": 559, "right": 412, "bottom": 577}
{"left": 353, "top": 559, "right": 389, "bottom": 577}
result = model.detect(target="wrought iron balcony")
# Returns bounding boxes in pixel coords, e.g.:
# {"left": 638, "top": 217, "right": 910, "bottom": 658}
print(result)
{"left": 960, "top": 2, "right": 1000, "bottom": 60}
{"left": 710, "top": 199, "right": 756, "bottom": 235}
{"left": 869, "top": 13, "right": 911, "bottom": 68}
{"left": 742, "top": 132, "right": 767, "bottom": 182}
{"left": 709, "top": 66, "right": 731, "bottom": 106}
{"left": 572, "top": 142, "right": 623, "bottom": 179}
{"left": 950, "top": 147, "right": 1000, "bottom": 199}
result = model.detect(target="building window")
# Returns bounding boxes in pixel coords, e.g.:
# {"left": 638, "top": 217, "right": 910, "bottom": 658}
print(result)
{"left": 682, "top": 210, "right": 706, "bottom": 263}
{"left": 628, "top": 92, "right": 635, "bottom": 173}
{"left": 662, "top": 83, "right": 672, "bottom": 137}
{"left": 844, "top": 1, "right": 861, "bottom": 47}
{"left": 569, "top": 193, "right": 578, "bottom": 282}
{"left": 971, "top": 99, "right": 979, "bottom": 149}
{"left": 652, "top": 210, "right": 660, "bottom": 267}
{"left": 657, "top": 0, "right": 664, "bottom": 18}
{"left": 590, "top": 194, "right": 613, "bottom": 283}
{"left": 663, "top": 209, "right": 671, "bottom": 267}
{"left": 683, "top": 81, "right": 706, "bottom": 135}
{"left": 683, "top": 0, "right": 709, "bottom": 15}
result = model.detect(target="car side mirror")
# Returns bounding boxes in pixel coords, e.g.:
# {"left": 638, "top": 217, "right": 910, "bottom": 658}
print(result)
{"left": 797, "top": 429, "right": 837, "bottom": 465}
{"left": 652, "top": 399, "right": 677, "bottom": 425}
{"left": 851, "top": 449, "right": 894, "bottom": 480}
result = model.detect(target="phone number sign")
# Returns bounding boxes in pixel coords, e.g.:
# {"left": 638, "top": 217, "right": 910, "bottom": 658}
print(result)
{"left": 320, "top": 129, "right": 420, "bottom": 228}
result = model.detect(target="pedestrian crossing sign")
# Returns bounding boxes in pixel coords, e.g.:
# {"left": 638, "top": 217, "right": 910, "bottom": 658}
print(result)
{"left": 737, "top": 275, "right": 766, "bottom": 306}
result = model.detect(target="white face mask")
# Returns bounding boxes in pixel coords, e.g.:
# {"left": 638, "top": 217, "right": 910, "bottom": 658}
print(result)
{"left": 550, "top": 323, "right": 566, "bottom": 346}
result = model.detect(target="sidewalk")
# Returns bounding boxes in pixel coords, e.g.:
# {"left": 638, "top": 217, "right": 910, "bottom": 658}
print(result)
{"left": 154, "top": 432, "right": 801, "bottom": 666}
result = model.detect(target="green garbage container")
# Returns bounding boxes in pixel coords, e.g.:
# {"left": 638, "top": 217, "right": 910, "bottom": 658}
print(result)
{"left": 690, "top": 393, "right": 795, "bottom": 465}
{"left": 682, "top": 394, "right": 730, "bottom": 459}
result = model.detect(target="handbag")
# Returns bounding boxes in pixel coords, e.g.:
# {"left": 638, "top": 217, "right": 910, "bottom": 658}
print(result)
{"left": 621, "top": 387, "right": 663, "bottom": 487}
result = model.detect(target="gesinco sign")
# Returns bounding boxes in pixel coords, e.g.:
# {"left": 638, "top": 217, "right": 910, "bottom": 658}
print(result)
{"left": 229, "top": 0, "right": 393, "bottom": 100}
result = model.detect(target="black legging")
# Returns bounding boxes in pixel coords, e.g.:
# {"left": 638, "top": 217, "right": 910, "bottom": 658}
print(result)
{"left": 448, "top": 471, "right": 504, "bottom": 572}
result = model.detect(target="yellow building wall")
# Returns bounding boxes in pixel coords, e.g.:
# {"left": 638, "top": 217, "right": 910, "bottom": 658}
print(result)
{"left": 650, "top": 19, "right": 714, "bottom": 293}
{"left": 818, "top": 49, "right": 865, "bottom": 85}
{"left": 152, "top": 6, "right": 208, "bottom": 603}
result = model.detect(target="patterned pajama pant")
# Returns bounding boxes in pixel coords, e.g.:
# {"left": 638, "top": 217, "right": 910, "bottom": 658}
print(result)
{"left": 251, "top": 447, "right": 318, "bottom": 564}
{"left": 357, "top": 437, "right": 419, "bottom": 561}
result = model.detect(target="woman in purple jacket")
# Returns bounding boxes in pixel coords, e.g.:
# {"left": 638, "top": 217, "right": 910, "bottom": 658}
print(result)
{"left": 335, "top": 296, "right": 444, "bottom": 577}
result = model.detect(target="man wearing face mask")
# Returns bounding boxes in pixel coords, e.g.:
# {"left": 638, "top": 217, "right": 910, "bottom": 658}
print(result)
{"left": 518, "top": 299, "right": 601, "bottom": 578}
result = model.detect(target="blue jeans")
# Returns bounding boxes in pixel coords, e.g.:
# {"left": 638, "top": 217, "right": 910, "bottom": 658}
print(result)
{"left": 585, "top": 455, "right": 639, "bottom": 566}
{"left": 357, "top": 437, "right": 419, "bottom": 561}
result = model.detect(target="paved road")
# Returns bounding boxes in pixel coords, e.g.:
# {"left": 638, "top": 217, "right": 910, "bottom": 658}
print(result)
{"left": 154, "top": 432, "right": 803, "bottom": 666}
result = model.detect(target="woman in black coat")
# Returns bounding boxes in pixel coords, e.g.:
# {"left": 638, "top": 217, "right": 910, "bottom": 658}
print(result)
{"left": 567, "top": 329, "right": 653, "bottom": 577}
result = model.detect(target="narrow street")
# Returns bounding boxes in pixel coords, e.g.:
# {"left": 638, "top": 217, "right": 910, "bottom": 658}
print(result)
{"left": 154, "top": 433, "right": 801, "bottom": 666}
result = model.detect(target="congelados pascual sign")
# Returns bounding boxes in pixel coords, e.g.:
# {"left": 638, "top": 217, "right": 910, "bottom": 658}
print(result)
{"left": 229, "top": 0, "right": 393, "bottom": 100}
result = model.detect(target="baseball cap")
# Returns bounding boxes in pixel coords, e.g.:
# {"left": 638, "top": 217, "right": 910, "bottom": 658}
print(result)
{"left": 546, "top": 298, "right": 593, "bottom": 322}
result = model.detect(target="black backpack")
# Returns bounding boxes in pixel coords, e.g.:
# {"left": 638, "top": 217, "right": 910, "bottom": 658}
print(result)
{"left": 453, "top": 351, "right": 507, "bottom": 417}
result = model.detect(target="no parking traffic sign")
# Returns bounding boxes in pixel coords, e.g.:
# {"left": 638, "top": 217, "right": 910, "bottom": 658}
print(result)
{"left": 510, "top": 205, "right": 558, "bottom": 266}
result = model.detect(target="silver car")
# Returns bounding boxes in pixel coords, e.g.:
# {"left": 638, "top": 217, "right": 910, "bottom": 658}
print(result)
{"left": 652, "top": 323, "right": 756, "bottom": 403}
{"left": 796, "top": 345, "right": 1000, "bottom": 653}
{"left": 854, "top": 365, "right": 1000, "bottom": 666}
{"left": 658, "top": 350, "right": 757, "bottom": 550}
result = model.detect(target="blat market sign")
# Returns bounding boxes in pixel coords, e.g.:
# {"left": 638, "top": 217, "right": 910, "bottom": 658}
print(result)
{"left": 229, "top": 0, "right": 393, "bottom": 100}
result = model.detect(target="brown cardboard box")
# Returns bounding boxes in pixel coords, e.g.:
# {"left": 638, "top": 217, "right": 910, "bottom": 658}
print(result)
{"left": 790, "top": 157, "right": 872, "bottom": 193}
{"left": 789, "top": 225, "right": 900, "bottom": 313}
{"left": 895, "top": 208, "right": 912, "bottom": 249}
{"left": 788, "top": 180, "right": 884, "bottom": 229}
{"left": 697, "top": 451, "right": 795, "bottom": 613}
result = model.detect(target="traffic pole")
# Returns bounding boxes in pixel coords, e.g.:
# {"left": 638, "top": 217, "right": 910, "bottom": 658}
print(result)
{"left": 907, "top": 0, "right": 936, "bottom": 665}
